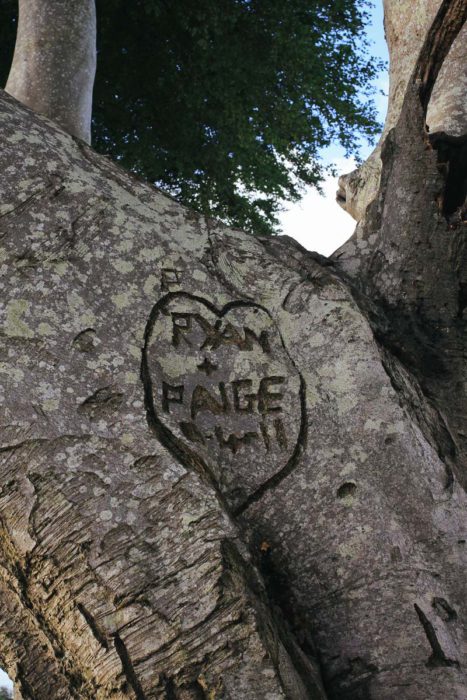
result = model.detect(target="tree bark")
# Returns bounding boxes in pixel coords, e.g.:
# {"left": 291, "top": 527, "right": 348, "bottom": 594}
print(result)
{"left": 336, "top": 0, "right": 467, "bottom": 222}
{"left": 5, "top": 0, "right": 96, "bottom": 143}
{"left": 0, "top": 1, "right": 466, "bottom": 698}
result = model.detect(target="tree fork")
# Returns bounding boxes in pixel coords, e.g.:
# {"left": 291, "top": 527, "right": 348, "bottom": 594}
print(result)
{"left": 336, "top": 0, "right": 467, "bottom": 223}
{"left": 0, "top": 1, "right": 467, "bottom": 698}
{"left": 334, "top": 1, "right": 467, "bottom": 485}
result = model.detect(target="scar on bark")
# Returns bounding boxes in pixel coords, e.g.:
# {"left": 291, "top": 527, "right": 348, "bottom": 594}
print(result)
{"left": 432, "top": 597, "right": 458, "bottom": 622}
{"left": 72, "top": 328, "right": 97, "bottom": 352}
{"left": 414, "top": 604, "right": 459, "bottom": 668}
{"left": 77, "top": 386, "right": 124, "bottom": 417}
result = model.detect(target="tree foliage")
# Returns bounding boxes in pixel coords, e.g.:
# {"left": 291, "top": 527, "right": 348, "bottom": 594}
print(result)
{"left": 0, "top": 686, "right": 12, "bottom": 700}
{"left": 0, "top": 0, "right": 381, "bottom": 234}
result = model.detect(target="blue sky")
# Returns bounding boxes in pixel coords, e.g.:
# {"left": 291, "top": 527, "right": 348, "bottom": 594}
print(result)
{"left": 280, "top": 0, "right": 389, "bottom": 255}
{"left": 0, "top": 2, "right": 389, "bottom": 693}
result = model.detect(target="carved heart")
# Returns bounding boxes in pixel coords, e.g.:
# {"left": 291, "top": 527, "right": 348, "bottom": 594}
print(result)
{"left": 143, "top": 293, "right": 304, "bottom": 512}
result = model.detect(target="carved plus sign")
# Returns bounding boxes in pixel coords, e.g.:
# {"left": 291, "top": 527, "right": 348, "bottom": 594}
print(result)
{"left": 197, "top": 358, "right": 218, "bottom": 376}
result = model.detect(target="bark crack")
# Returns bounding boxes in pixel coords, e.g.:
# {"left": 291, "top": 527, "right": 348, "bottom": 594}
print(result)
{"left": 0, "top": 177, "right": 63, "bottom": 224}
{"left": 76, "top": 603, "right": 109, "bottom": 651}
{"left": 414, "top": 603, "right": 459, "bottom": 668}
{"left": 113, "top": 632, "right": 147, "bottom": 700}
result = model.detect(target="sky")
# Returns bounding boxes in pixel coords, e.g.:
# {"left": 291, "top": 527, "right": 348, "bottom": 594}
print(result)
{"left": 279, "top": 0, "right": 389, "bottom": 256}
{"left": 0, "top": 1, "right": 389, "bottom": 693}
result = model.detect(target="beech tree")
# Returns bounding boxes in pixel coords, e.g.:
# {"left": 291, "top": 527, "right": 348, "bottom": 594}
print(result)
{"left": 0, "top": 0, "right": 381, "bottom": 235}
{"left": 0, "top": 1, "right": 466, "bottom": 699}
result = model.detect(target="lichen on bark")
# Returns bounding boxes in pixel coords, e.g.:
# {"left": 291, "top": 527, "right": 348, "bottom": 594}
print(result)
{"left": 0, "top": 1, "right": 466, "bottom": 698}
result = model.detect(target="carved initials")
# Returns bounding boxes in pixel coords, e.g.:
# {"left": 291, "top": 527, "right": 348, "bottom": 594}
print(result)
{"left": 257, "top": 376, "right": 284, "bottom": 414}
{"left": 162, "top": 382, "right": 184, "bottom": 413}
{"left": 161, "top": 268, "right": 182, "bottom": 291}
{"left": 170, "top": 313, "right": 270, "bottom": 353}
{"left": 171, "top": 313, "right": 194, "bottom": 347}
{"left": 232, "top": 379, "right": 256, "bottom": 413}
{"left": 191, "top": 383, "right": 230, "bottom": 419}
{"left": 144, "top": 293, "right": 303, "bottom": 508}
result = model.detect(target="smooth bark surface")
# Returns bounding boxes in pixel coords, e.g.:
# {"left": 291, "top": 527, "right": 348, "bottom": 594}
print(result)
{"left": 336, "top": 0, "right": 467, "bottom": 222}
{"left": 5, "top": 0, "right": 96, "bottom": 143}
{"left": 0, "top": 1, "right": 466, "bottom": 698}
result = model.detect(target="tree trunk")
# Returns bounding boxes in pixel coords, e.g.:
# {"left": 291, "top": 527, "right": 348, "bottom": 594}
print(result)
{"left": 5, "top": 0, "right": 96, "bottom": 143}
{"left": 0, "top": 1, "right": 466, "bottom": 698}
{"left": 336, "top": 0, "right": 467, "bottom": 222}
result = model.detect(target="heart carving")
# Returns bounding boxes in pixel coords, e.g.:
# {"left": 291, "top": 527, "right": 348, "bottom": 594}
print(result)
{"left": 143, "top": 293, "right": 304, "bottom": 511}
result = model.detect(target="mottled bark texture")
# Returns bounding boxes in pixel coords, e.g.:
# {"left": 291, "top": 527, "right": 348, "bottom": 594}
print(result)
{"left": 1, "top": 2, "right": 467, "bottom": 699}
{"left": 336, "top": 0, "right": 467, "bottom": 222}
{"left": 5, "top": 0, "right": 96, "bottom": 143}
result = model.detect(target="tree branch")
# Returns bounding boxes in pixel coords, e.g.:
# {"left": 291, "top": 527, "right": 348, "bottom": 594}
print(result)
{"left": 416, "top": 0, "right": 467, "bottom": 113}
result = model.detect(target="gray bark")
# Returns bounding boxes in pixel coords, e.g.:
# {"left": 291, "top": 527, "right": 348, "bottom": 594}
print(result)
{"left": 336, "top": 0, "right": 467, "bottom": 222}
{"left": 0, "top": 1, "right": 466, "bottom": 698}
{"left": 5, "top": 0, "right": 96, "bottom": 143}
